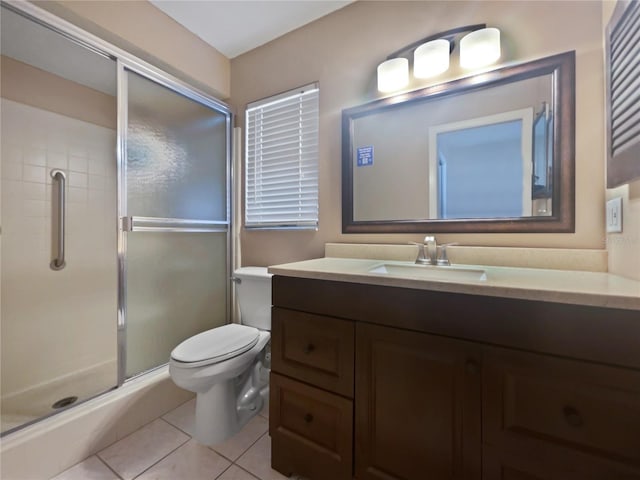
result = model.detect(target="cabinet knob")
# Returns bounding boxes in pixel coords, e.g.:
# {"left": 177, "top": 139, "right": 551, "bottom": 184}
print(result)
{"left": 465, "top": 359, "right": 480, "bottom": 375}
{"left": 304, "top": 413, "right": 314, "bottom": 423}
{"left": 563, "top": 406, "right": 583, "bottom": 428}
{"left": 303, "top": 343, "right": 315, "bottom": 354}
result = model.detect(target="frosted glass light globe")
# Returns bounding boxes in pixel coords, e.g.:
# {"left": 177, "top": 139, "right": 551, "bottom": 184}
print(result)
{"left": 377, "top": 58, "right": 409, "bottom": 93}
{"left": 460, "top": 27, "right": 501, "bottom": 69}
{"left": 414, "top": 39, "right": 450, "bottom": 78}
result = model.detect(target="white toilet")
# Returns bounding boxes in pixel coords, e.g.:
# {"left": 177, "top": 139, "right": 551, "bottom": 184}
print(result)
{"left": 169, "top": 266, "right": 272, "bottom": 446}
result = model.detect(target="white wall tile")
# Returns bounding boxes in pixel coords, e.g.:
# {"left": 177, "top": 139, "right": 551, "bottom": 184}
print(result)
{"left": 1, "top": 98, "right": 118, "bottom": 402}
{"left": 23, "top": 164, "right": 46, "bottom": 184}
{"left": 47, "top": 152, "right": 68, "bottom": 170}
{"left": 68, "top": 171, "right": 88, "bottom": 188}
{"left": 3, "top": 162, "right": 23, "bottom": 181}
{"left": 24, "top": 147, "right": 47, "bottom": 167}
{"left": 68, "top": 156, "right": 88, "bottom": 173}
{"left": 22, "top": 181, "right": 46, "bottom": 201}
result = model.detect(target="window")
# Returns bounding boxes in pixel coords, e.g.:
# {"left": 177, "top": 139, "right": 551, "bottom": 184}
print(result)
{"left": 245, "top": 83, "right": 319, "bottom": 229}
{"left": 606, "top": 0, "right": 640, "bottom": 187}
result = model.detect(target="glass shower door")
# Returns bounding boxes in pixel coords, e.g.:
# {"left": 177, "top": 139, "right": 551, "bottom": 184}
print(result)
{"left": 121, "top": 67, "right": 231, "bottom": 379}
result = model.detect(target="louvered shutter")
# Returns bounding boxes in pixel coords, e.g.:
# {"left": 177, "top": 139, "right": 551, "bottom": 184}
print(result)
{"left": 606, "top": 0, "right": 640, "bottom": 187}
{"left": 245, "top": 84, "right": 319, "bottom": 229}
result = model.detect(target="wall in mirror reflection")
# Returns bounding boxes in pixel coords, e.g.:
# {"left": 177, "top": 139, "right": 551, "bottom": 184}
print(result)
{"left": 352, "top": 74, "right": 553, "bottom": 222}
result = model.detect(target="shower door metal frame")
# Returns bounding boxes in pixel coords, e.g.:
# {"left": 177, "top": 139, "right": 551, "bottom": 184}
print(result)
{"left": 5, "top": 0, "right": 235, "bottom": 389}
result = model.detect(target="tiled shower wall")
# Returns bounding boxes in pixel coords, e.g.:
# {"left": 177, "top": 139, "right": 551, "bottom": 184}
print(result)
{"left": 1, "top": 98, "right": 118, "bottom": 419}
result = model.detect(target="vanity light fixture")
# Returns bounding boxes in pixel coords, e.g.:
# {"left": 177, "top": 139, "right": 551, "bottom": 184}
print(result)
{"left": 376, "top": 24, "right": 501, "bottom": 93}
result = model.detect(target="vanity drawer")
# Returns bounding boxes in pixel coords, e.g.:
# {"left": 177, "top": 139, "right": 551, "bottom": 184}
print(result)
{"left": 484, "top": 347, "right": 640, "bottom": 469}
{"left": 270, "top": 372, "right": 353, "bottom": 480}
{"left": 272, "top": 307, "right": 354, "bottom": 397}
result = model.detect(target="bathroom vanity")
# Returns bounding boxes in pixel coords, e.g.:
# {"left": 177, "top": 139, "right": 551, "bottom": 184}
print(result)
{"left": 267, "top": 257, "right": 640, "bottom": 480}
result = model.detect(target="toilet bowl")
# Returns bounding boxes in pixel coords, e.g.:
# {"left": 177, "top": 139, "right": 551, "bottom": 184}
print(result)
{"left": 169, "top": 267, "right": 272, "bottom": 446}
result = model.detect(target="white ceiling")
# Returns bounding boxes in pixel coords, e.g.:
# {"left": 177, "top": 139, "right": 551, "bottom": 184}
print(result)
{"left": 150, "top": 0, "right": 353, "bottom": 59}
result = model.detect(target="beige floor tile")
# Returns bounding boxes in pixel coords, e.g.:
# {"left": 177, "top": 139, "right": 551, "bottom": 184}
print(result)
{"left": 259, "top": 397, "right": 269, "bottom": 420}
{"left": 98, "top": 418, "right": 189, "bottom": 480}
{"left": 216, "top": 465, "right": 259, "bottom": 480}
{"left": 162, "top": 398, "right": 196, "bottom": 436}
{"left": 50, "top": 456, "right": 118, "bottom": 480}
{"left": 136, "top": 439, "right": 231, "bottom": 480}
{"left": 211, "top": 414, "right": 269, "bottom": 461}
{"left": 236, "top": 434, "right": 288, "bottom": 480}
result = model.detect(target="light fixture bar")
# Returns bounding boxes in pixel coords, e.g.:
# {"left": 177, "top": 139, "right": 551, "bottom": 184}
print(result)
{"left": 385, "top": 23, "right": 486, "bottom": 60}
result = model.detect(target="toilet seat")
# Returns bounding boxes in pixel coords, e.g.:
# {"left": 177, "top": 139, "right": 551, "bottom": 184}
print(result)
{"left": 171, "top": 324, "right": 260, "bottom": 368}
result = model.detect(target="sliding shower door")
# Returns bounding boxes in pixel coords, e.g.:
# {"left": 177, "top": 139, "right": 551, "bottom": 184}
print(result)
{"left": 121, "top": 67, "right": 231, "bottom": 379}
{"left": 1, "top": 5, "right": 118, "bottom": 433}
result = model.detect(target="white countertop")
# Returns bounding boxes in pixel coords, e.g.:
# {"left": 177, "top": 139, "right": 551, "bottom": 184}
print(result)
{"left": 268, "top": 257, "right": 640, "bottom": 311}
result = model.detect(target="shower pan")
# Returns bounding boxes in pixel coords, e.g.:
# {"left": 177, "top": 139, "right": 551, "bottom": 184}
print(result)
{"left": 0, "top": 2, "right": 233, "bottom": 435}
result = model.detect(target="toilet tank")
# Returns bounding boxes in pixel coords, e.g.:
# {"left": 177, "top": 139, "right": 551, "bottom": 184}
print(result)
{"left": 234, "top": 267, "right": 273, "bottom": 330}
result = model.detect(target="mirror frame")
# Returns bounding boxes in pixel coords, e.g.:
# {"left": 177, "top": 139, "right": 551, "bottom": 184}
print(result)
{"left": 342, "top": 51, "right": 575, "bottom": 234}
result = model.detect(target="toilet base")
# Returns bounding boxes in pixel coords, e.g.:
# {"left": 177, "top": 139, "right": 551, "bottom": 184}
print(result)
{"left": 193, "top": 350, "right": 269, "bottom": 445}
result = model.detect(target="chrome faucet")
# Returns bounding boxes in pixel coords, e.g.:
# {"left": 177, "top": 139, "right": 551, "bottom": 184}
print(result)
{"left": 413, "top": 236, "right": 456, "bottom": 266}
{"left": 424, "top": 236, "right": 437, "bottom": 264}
{"left": 414, "top": 236, "right": 437, "bottom": 265}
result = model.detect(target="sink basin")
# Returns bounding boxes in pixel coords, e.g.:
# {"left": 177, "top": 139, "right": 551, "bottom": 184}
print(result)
{"left": 368, "top": 263, "right": 487, "bottom": 282}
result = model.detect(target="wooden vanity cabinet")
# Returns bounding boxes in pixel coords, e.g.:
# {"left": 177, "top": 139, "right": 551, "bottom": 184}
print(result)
{"left": 270, "top": 275, "right": 640, "bottom": 480}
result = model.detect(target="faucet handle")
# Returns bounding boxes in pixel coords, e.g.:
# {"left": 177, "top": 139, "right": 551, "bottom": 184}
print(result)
{"left": 436, "top": 242, "right": 459, "bottom": 266}
{"left": 409, "top": 241, "right": 429, "bottom": 265}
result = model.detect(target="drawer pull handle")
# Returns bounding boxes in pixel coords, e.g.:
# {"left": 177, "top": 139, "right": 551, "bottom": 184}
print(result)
{"left": 304, "top": 413, "right": 314, "bottom": 423}
{"left": 303, "top": 343, "right": 315, "bottom": 354}
{"left": 465, "top": 359, "right": 480, "bottom": 375}
{"left": 563, "top": 406, "right": 583, "bottom": 428}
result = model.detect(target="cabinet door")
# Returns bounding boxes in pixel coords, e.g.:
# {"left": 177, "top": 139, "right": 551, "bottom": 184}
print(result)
{"left": 483, "top": 347, "right": 640, "bottom": 479}
{"left": 355, "top": 323, "right": 481, "bottom": 480}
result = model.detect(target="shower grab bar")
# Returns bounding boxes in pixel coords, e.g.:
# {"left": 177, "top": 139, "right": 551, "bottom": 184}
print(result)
{"left": 50, "top": 169, "right": 66, "bottom": 270}
{"left": 122, "top": 216, "right": 229, "bottom": 233}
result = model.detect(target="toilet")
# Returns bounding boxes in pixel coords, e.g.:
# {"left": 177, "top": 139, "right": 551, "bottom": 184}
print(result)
{"left": 169, "top": 266, "right": 272, "bottom": 446}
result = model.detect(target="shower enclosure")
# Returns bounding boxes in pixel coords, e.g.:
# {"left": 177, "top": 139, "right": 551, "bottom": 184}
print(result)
{"left": 0, "top": 3, "right": 233, "bottom": 435}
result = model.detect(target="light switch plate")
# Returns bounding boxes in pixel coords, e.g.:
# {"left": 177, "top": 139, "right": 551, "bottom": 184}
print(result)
{"left": 606, "top": 196, "right": 623, "bottom": 233}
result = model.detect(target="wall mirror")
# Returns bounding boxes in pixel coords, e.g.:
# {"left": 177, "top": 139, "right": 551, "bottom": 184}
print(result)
{"left": 342, "top": 51, "right": 575, "bottom": 234}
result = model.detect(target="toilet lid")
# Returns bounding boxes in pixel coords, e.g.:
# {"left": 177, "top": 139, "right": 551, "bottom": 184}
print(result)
{"left": 171, "top": 324, "right": 260, "bottom": 366}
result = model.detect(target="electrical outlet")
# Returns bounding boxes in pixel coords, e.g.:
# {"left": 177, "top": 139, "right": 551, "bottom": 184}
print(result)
{"left": 606, "top": 197, "right": 623, "bottom": 233}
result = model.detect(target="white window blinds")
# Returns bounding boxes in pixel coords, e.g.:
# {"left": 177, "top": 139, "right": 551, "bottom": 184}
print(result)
{"left": 245, "top": 83, "right": 319, "bottom": 229}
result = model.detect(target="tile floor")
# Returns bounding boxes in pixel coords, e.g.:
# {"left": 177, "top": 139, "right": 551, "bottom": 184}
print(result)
{"left": 50, "top": 398, "right": 293, "bottom": 480}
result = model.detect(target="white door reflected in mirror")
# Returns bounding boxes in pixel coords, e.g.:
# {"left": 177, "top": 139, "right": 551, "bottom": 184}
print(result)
{"left": 428, "top": 108, "right": 533, "bottom": 219}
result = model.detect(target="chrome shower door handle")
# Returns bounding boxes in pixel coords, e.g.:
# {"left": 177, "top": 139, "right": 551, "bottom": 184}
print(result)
{"left": 50, "top": 169, "right": 66, "bottom": 270}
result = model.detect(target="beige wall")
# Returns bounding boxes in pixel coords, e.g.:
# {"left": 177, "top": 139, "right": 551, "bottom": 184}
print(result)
{"left": 231, "top": 1, "right": 606, "bottom": 267}
{"left": 33, "top": 0, "right": 231, "bottom": 99}
{"left": 1, "top": 55, "right": 116, "bottom": 129}
{"left": 603, "top": 1, "right": 640, "bottom": 281}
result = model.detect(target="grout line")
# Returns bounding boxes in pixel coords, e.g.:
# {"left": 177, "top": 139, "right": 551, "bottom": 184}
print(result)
{"left": 158, "top": 413, "right": 194, "bottom": 438}
{"left": 213, "top": 462, "right": 235, "bottom": 480}
{"left": 95, "top": 454, "right": 125, "bottom": 480}
{"left": 233, "top": 464, "right": 261, "bottom": 480}
{"left": 209, "top": 421, "right": 269, "bottom": 463}
{"left": 129, "top": 433, "right": 191, "bottom": 480}
{"left": 233, "top": 431, "right": 270, "bottom": 468}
